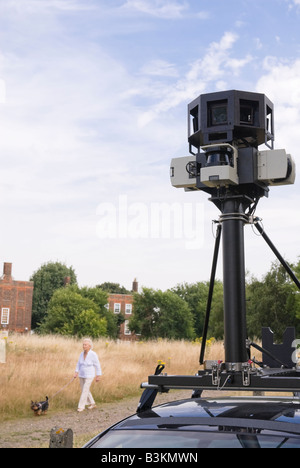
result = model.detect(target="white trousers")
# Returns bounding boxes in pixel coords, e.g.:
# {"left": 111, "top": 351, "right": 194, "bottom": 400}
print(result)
{"left": 78, "top": 377, "right": 95, "bottom": 409}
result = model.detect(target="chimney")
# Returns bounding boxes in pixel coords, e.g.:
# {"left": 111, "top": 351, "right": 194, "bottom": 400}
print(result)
{"left": 3, "top": 263, "right": 12, "bottom": 281}
{"left": 64, "top": 276, "right": 71, "bottom": 287}
{"left": 132, "top": 278, "right": 138, "bottom": 293}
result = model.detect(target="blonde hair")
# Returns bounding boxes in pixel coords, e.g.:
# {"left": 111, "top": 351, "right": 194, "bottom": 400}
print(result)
{"left": 83, "top": 338, "right": 93, "bottom": 349}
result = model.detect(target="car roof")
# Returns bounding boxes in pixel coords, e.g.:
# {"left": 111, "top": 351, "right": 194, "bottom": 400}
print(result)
{"left": 112, "top": 396, "right": 300, "bottom": 435}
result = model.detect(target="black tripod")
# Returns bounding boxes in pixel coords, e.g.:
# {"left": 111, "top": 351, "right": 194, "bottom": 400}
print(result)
{"left": 144, "top": 190, "right": 300, "bottom": 397}
{"left": 200, "top": 192, "right": 300, "bottom": 367}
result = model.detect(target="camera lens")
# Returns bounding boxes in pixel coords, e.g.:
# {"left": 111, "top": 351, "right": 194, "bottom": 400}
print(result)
{"left": 208, "top": 101, "right": 228, "bottom": 127}
{"left": 206, "top": 150, "right": 232, "bottom": 167}
{"left": 211, "top": 106, "right": 227, "bottom": 125}
{"left": 240, "top": 104, "right": 254, "bottom": 125}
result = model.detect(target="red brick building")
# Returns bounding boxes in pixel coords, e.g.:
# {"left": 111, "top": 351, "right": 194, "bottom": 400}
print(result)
{"left": 107, "top": 279, "right": 138, "bottom": 341}
{"left": 0, "top": 263, "right": 34, "bottom": 333}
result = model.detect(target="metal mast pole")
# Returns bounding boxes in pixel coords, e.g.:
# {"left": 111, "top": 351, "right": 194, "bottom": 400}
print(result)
{"left": 220, "top": 196, "right": 248, "bottom": 367}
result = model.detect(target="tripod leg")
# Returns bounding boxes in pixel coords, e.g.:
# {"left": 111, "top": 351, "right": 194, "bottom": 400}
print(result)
{"left": 200, "top": 224, "right": 222, "bottom": 365}
{"left": 254, "top": 219, "right": 300, "bottom": 290}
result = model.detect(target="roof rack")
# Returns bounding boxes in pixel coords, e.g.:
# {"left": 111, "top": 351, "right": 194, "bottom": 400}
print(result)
{"left": 137, "top": 364, "right": 300, "bottom": 413}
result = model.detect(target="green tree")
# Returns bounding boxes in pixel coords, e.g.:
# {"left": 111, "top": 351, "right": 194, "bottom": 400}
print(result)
{"left": 63, "top": 309, "right": 107, "bottom": 338}
{"left": 130, "top": 288, "right": 195, "bottom": 340}
{"left": 30, "top": 261, "right": 77, "bottom": 328}
{"left": 39, "top": 286, "right": 108, "bottom": 338}
{"left": 171, "top": 282, "right": 207, "bottom": 337}
{"left": 208, "top": 281, "right": 225, "bottom": 340}
{"left": 97, "top": 282, "right": 130, "bottom": 294}
{"left": 172, "top": 281, "right": 224, "bottom": 339}
{"left": 247, "top": 261, "right": 300, "bottom": 340}
{"left": 79, "top": 286, "right": 119, "bottom": 338}
{"left": 129, "top": 288, "right": 156, "bottom": 338}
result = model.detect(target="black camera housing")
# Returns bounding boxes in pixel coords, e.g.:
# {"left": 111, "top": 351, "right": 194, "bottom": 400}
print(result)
{"left": 188, "top": 90, "right": 274, "bottom": 153}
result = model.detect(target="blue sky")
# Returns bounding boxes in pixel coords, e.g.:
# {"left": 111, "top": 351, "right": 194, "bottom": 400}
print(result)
{"left": 0, "top": 0, "right": 299, "bottom": 290}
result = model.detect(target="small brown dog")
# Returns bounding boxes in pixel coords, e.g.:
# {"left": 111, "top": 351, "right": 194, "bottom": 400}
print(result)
{"left": 30, "top": 397, "right": 49, "bottom": 416}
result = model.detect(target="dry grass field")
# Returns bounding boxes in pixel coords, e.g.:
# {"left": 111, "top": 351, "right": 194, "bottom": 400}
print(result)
{"left": 0, "top": 334, "right": 226, "bottom": 421}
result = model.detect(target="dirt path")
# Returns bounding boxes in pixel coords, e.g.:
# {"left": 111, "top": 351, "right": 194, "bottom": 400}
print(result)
{"left": 0, "top": 390, "right": 199, "bottom": 448}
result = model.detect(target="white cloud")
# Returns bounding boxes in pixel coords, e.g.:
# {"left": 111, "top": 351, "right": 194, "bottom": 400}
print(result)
{"left": 0, "top": 37, "right": 140, "bottom": 214}
{"left": 45, "top": 0, "right": 96, "bottom": 10}
{"left": 138, "top": 32, "right": 253, "bottom": 126}
{"left": 254, "top": 38, "right": 263, "bottom": 50}
{"left": 196, "top": 32, "right": 252, "bottom": 79}
{"left": 258, "top": 57, "right": 300, "bottom": 106}
{"left": 256, "top": 57, "right": 300, "bottom": 153}
{"left": 121, "top": 0, "right": 188, "bottom": 18}
{"left": 5, "top": 0, "right": 96, "bottom": 12}
{"left": 252, "top": 56, "right": 300, "bottom": 274}
{"left": 285, "top": 0, "right": 300, "bottom": 11}
{"left": 195, "top": 11, "right": 210, "bottom": 20}
{"left": 0, "top": 1, "right": 298, "bottom": 289}
{"left": 140, "top": 60, "right": 179, "bottom": 77}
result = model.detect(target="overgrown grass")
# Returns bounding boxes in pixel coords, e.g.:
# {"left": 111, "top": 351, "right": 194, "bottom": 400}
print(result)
{"left": 0, "top": 334, "right": 225, "bottom": 421}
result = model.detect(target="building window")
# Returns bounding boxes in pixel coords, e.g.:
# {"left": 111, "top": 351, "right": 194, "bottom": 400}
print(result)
{"left": 125, "top": 303, "right": 132, "bottom": 315}
{"left": 124, "top": 320, "right": 131, "bottom": 335}
{"left": 1, "top": 308, "right": 10, "bottom": 325}
{"left": 114, "top": 303, "right": 121, "bottom": 314}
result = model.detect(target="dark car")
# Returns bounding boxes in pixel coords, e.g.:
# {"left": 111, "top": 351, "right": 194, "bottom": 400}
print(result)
{"left": 83, "top": 396, "right": 300, "bottom": 449}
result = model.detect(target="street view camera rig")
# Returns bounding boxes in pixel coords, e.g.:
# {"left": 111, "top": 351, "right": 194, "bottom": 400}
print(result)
{"left": 138, "top": 90, "right": 299, "bottom": 410}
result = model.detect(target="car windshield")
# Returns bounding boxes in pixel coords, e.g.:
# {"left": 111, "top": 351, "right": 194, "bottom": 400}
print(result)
{"left": 90, "top": 430, "right": 300, "bottom": 449}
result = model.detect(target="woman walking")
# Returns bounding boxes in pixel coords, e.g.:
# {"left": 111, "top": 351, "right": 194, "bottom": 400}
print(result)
{"left": 74, "top": 338, "right": 102, "bottom": 412}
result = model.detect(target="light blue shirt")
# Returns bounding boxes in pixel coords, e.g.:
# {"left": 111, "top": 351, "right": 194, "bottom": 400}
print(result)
{"left": 75, "top": 350, "right": 102, "bottom": 378}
